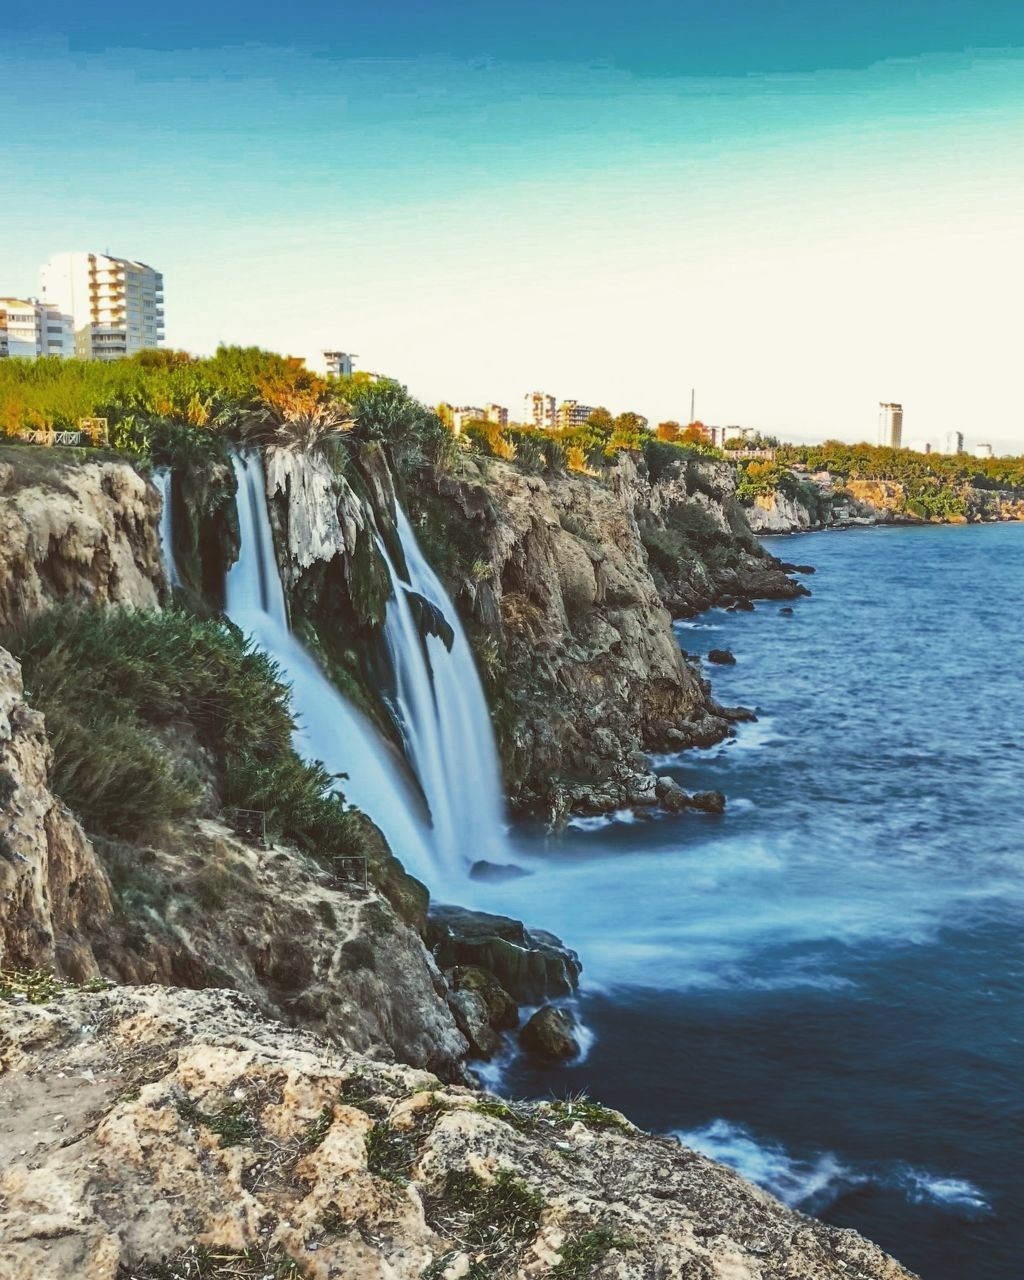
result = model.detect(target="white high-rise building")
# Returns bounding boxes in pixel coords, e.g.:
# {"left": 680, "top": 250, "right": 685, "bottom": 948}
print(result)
{"left": 944, "top": 430, "right": 965, "bottom": 455}
{"left": 878, "top": 402, "right": 903, "bottom": 448}
{"left": 974, "top": 443, "right": 993, "bottom": 459}
{"left": 0, "top": 297, "right": 74, "bottom": 359}
{"left": 40, "top": 252, "right": 164, "bottom": 361}
{"left": 524, "top": 391, "right": 556, "bottom": 430}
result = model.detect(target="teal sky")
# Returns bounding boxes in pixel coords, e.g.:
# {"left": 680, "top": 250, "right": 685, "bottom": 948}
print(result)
{"left": 3, "top": 6, "right": 1024, "bottom": 448}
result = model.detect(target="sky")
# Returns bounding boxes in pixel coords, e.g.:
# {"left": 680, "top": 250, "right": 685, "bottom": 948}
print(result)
{"left": 3, "top": 2, "right": 1024, "bottom": 450}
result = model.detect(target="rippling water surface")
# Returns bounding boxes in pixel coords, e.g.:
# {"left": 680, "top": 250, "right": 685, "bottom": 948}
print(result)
{"left": 470, "top": 523, "right": 1024, "bottom": 1280}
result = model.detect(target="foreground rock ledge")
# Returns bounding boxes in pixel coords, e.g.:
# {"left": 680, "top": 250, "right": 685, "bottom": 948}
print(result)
{"left": 0, "top": 985, "right": 916, "bottom": 1280}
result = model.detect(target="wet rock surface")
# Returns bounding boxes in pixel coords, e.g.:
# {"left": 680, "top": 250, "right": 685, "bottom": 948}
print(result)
{"left": 427, "top": 905, "right": 581, "bottom": 1005}
{"left": 519, "top": 1005, "right": 580, "bottom": 1061}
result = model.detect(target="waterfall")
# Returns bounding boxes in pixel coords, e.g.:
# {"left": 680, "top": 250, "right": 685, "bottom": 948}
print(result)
{"left": 154, "top": 468, "right": 181, "bottom": 589}
{"left": 223, "top": 450, "right": 439, "bottom": 886}
{"left": 382, "top": 506, "right": 511, "bottom": 877}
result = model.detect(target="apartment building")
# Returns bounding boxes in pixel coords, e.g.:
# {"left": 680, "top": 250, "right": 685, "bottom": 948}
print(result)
{"left": 524, "top": 391, "right": 557, "bottom": 430}
{"left": 878, "top": 402, "right": 903, "bottom": 449}
{"left": 945, "top": 430, "right": 965, "bottom": 455}
{"left": 484, "top": 403, "right": 508, "bottom": 428}
{"left": 0, "top": 297, "right": 73, "bottom": 359}
{"left": 40, "top": 252, "right": 164, "bottom": 360}
{"left": 322, "top": 350, "right": 356, "bottom": 377}
{"left": 558, "top": 399, "right": 594, "bottom": 429}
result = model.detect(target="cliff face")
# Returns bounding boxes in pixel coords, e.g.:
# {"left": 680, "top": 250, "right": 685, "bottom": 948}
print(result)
{"left": 0, "top": 646, "right": 111, "bottom": 981}
{"left": 403, "top": 452, "right": 804, "bottom": 817}
{"left": 413, "top": 455, "right": 735, "bottom": 818}
{"left": 0, "top": 983, "right": 918, "bottom": 1280}
{"left": 0, "top": 448, "right": 165, "bottom": 629}
{"left": 627, "top": 455, "right": 809, "bottom": 615}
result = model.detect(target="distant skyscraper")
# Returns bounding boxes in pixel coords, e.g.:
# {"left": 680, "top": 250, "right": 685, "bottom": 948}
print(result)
{"left": 40, "top": 252, "right": 164, "bottom": 360}
{"left": 945, "top": 430, "right": 965, "bottom": 454}
{"left": 878, "top": 402, "right": 903, "bottom": 448}
{"left": 523, "top": 391, "right": 557, "bottom": 430}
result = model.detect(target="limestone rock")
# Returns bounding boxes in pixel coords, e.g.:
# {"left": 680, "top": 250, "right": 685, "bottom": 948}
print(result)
{"left": 450, "top": 965, "right": 519, "bottom": 1030}
{"left": 708, "top": 649, "right": 736, "bottom": 665}
{"left": 0, "top": 646, "right": 111, "bottom": 981}
{"left": 447, "top": 987, "right": 501, "bottom": 1059}
{"left": 0, "top": 452, "right": 164, "bottom": 629}
{"left": 0, "top": 984, "right": 919, "bottom": 1280}
{"left": 427, "top": 906, "right": 581, "bottom": 1004}
{"left": 519, "top": 1004, "right": 580, "bottom": 1061}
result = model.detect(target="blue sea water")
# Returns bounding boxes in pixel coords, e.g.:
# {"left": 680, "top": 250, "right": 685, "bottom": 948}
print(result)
{"left": 476, "top": 522, "right": 1024, "bottom": 1280}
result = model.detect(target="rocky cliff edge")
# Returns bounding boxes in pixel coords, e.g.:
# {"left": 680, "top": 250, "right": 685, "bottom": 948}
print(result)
{"left": 0, "top": 983, "right": 917, "bottom": 1280}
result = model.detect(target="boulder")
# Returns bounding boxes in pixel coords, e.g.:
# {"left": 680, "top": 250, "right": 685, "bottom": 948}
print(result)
{"left": 519, "top": 1005, "right": 580, "bottom": 1061}
{"left": 427, "top": 906, "right": 581, "bottom": 1005}
{"left": 707, "top": 649, "right": 736, "bottom": 665}
{"left": 655, "top": 777, "right": 727, "bottom": 816}
{"left": 447, "top": 988, "right": 501, "bottom": 1059}
{"left": 689, "top": 790, "right": 726, "bottom": 814}
{"left": 468, "top": 860, "right": 531, "bottom": 882}
{"left": 732, "top": 598, "right": 755, "bottom": 612}
{"left": 450, "top": 965, "right": 519, "bottom": 1030}
{"left": 655, "top": 776, "right": 691, "bottom": 813}
{"left": 779, "top": 606, "right": 794, "bottom": 616}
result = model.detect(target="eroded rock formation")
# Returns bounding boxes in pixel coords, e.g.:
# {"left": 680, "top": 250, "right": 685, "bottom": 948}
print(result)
{"left": 0, "top": 452, "right": 164, "bottom": 628}
{"left": 0, "top": 983, "right": 918, "bottom": 1280}
{"left": 0, "top": 646, "right": 111, "bottom": 980}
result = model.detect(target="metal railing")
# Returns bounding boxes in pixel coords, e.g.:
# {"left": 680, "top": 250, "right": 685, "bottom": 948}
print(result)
{"left": 222, "top": 807, "right": 270, "bottom": 848}
{"left": 23, "top": 429, "right": 83, "bottom": 446}
{"left": 334, "top": 856, "right": 369, "bottom": 891}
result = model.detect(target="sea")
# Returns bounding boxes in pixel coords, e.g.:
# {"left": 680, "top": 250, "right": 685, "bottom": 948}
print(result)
{"left": 472, "top": 522, "right": 1024, "bottom": 1280}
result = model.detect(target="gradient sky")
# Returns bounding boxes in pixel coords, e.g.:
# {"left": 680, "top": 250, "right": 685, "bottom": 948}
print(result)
{"left": 3, "top": 2, "right": 1024, "bottom": 449}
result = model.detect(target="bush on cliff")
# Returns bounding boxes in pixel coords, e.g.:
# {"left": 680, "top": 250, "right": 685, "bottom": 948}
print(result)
{"left": 4, "top": 607, "right": 367, "bottom": 862}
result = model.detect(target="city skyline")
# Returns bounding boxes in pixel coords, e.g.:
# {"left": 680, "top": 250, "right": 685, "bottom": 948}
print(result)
{"left": 3, "top": 4, "right": 1024, "bottom": 450}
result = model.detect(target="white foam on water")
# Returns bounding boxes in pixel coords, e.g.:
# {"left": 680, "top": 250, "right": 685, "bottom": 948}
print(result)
{"left": 567, "top": 808, "right": 640, "bottom": 833}
{"left": 675, "top": 1119, "right": 992, "bottom": 1218}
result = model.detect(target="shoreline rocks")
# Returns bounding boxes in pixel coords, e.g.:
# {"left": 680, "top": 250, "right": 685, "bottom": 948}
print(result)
{"left": 519, "top": 1004, "right": 580, "bottom": 1061}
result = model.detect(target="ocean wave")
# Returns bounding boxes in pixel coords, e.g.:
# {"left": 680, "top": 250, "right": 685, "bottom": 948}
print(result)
{"left": 674, "top": 1119, "right": 991, "bottom": 1219}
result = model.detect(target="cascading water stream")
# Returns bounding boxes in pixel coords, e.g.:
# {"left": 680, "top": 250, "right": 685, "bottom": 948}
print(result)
{"left": 153, "top": 468, "right": 181, "bottom": 589}
{"left": 381, "top": 507, "right": 511, "bottom": 879}
{"left": 222, "top": 450, "right": 440, "bottom": 887}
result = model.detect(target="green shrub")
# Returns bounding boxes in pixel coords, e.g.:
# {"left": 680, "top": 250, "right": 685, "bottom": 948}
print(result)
{"left": 4, "top": 606, "right": 368, "bottom": 861}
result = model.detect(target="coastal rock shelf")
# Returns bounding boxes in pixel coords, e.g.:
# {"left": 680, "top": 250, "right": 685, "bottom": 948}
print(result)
{"left": 0, "top": 984, "right": 918, "bottom": 1280}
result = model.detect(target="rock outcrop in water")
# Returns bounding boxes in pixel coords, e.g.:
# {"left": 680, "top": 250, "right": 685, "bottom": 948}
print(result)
{"left": 0, "top": 983, "right": 918, "bottom": 1280}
